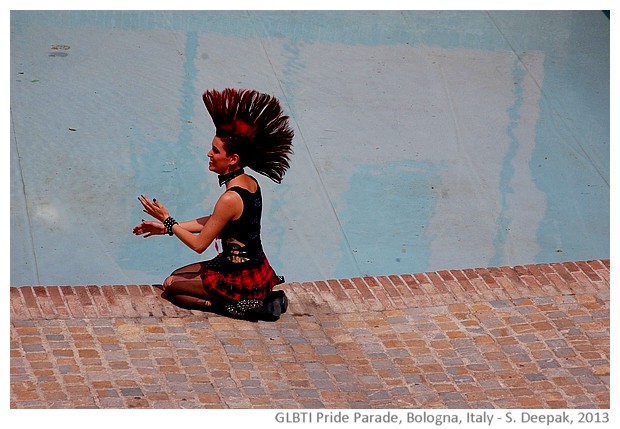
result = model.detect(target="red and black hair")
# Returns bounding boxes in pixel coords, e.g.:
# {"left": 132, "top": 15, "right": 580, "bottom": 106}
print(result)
{"left": 203, "top": 88, "right": 294, "bottom": 183}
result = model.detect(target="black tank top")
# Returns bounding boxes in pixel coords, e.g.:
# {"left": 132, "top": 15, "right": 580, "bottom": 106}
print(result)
{"left": 218, "top": 178, "right": 264, "bottom": 265}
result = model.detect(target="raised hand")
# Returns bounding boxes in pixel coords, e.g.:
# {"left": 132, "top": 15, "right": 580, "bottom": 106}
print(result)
{"left": 133, "top": 220, "right": 166, "bottom": 238}
{"left": 138, "top": 195, "right": 170, "bottom": 222}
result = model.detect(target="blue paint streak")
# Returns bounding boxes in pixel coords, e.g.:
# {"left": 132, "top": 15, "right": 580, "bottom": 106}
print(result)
{"left": 175, "top": 31, "right": 209, "bottom": 215}
{"left": 179, "top": 32, "right": 198, "bottom": 146}
{"left": 118, "top": 31, "right": 213, "bottom": 280}
{"left": 490, "top": 58, "right": 525, "bottom": 267}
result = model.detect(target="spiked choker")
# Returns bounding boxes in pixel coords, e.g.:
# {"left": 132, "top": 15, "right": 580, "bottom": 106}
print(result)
{"left": 218, "top": 168, "right": 245, "bottom": 186}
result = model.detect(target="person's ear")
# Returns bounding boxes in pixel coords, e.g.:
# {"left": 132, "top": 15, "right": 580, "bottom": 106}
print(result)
{"left": 229, "top": 153, "right": 240, "bottom": 167}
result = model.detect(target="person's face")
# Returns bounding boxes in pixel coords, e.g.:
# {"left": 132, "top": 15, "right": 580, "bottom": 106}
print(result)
{"left": 207, "top": 136, "right": 237, "bottom": 174}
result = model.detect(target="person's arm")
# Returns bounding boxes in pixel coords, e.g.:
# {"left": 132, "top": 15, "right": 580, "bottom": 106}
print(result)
{"left": 178, "top": 216, "right": 211, "bottom": 233}
{"left": 138, "top": 193, "right": 241, "bottom": 254}
{"left": 171, "top": 195, "right": 237, "bottom": 253}
{"left": 133, "top": 215, "right": 211, "bottom": 237}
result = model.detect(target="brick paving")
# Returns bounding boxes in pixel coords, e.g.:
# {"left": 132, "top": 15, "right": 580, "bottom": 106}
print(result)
{"left": 10, "top": 260, "right": 610, "bottom": 409}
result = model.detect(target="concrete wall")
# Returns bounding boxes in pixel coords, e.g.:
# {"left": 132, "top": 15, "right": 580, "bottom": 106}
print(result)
{"left": 10, "top": 11, "right": 609, "bottom": 285}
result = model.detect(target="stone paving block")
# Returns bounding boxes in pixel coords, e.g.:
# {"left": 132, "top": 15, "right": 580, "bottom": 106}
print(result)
{"left": 9, "top": 260, "right": 610, "bottom": 409}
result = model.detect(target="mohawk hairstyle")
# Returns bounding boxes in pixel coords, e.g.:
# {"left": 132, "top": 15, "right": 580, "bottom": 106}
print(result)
{"left": 203, "top": 88, "right": 294, "bottom": 183}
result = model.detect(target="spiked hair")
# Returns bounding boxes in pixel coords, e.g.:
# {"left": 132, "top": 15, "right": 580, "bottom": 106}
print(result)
{"left": 202, "top": 88, "right": 294, "bottom": 183}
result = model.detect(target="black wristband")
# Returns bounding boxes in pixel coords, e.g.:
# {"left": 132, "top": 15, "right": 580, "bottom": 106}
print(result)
{"left": 163, "top": 217, "right": 178, "bottom": 236}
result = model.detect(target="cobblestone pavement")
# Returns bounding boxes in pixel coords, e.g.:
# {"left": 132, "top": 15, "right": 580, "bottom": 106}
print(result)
{"left": 10, "top": 260, "right": 610, "bottom": 409}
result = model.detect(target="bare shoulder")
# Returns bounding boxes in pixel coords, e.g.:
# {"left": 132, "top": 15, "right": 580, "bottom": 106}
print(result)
{"left": 212, "top": 189, "right": 243, "bottom": 220}
{"left": 217, "top": 189, "right": 243, "bottom": 207}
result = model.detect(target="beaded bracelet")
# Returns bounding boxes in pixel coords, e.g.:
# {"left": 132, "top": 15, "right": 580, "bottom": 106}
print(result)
{"left": 163, "top": 217, "right": 178, "bottom": 236}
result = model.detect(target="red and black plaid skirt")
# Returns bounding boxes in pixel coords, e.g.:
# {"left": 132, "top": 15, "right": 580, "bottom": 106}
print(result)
{"left": 200, "top": 254, "right": 281, "bottom": 302}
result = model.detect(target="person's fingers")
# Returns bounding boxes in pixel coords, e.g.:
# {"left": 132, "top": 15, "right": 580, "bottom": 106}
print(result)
{"left": 139, "top": 195, "right": 153, "bottom": 209}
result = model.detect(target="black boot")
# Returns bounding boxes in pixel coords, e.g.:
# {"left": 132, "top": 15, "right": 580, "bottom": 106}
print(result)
{"left": 251, "top": 290, "right": 288, "bottom": 320}
{"left": 269, "top": 290, "right": 288, "bottom": 314}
